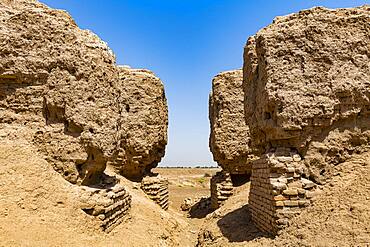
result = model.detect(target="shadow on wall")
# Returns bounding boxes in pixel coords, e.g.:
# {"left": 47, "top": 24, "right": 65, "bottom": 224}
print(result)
{"left": 217, "top": 204, "right": 272, "bottom": 242}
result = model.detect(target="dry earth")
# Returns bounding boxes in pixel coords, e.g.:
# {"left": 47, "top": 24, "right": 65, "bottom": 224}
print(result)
{"left": 0, "top": 141, "right": 194, "bottom": 247}
{"left": 154, "top": 167, "right": 219, "bottom": 210}
{"left": 0, "top": 141, "right": 217, "bottom": 247}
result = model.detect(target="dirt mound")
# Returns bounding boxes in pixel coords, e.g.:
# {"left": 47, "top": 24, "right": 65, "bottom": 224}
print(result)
{"left": 0, "top": 141, "right": 193, "bottom": 247}
{"left": 271, "top": 152, "right": 370, "bottom": 247}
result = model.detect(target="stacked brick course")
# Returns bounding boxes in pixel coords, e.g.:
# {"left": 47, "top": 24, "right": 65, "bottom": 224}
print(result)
{"left": 141, "top": 175, "right": 169, "bottom": 210}
{"left": 210, "top": 171, "right": 233, "bottom": 209}
{"left": 79, "top": 184, "right": 132, "bottom": 232}
{"left": 249, "top": 148, "right": 317, "bottom": 234}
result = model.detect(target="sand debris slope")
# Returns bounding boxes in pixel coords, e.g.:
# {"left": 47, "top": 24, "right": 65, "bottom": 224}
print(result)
{"left": 0, "top": 142, "right": 194, "bottom": 247}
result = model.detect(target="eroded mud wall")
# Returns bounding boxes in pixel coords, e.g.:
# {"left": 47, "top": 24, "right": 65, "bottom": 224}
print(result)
{"left": 110, "top": 67, "right": 168, "bottom": 179}
{"left": 244, "top": 6, "right": 370, "bottom": 183}
{"left": 0, "top": 1, "right": 168, "bottom": 184}
{"left": 209, "top": 70, "right": 256, "bottom": 175}
{"left": 244, "top": 5, "right": 370, "bottom": 234}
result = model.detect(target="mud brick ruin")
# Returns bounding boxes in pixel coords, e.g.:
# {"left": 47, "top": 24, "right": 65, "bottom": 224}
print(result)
{"left": 209, "top": 70, "right": 255, "bottom": 208}
{"left": 1, "top": 0, "right": 370, "bottom": 244}
{"left": 141, "top": 175, "right": 169, "bottom": 210}
{"left": 210, "top": 6, "right": 370, "bottom": 235}
{"left": 79, "top": 184, "right": 132, "bottom": 232}
{"left": 0, "top": 0, "right": 168, "bottom": 232}
{"left": 110, "top": 66, "right": 168, "bottom": 179}
{"left": 210, "top": 171, "right": 233, "bottom": 210}
{"left": 249, "top": 148, "right": 318, "bottom": 234}
{"left": 209, "top": 70, "right": 256, "bottom": 176}
{"left": 242, "top": 6, "right": 370, "bottom": 234}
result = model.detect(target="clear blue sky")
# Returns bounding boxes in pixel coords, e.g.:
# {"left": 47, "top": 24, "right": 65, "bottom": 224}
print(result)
{"left": 41, "top": 0, "right": 369, "bottom": 167}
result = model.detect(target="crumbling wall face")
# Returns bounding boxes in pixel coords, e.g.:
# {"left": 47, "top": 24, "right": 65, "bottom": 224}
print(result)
{"left": 0, "top": 1, "right": 121, "bottom": 185}
{"left": 249, "top": 148, "right": 317, "bottom": 234}
{"left": 210, "top": 171, "right": 233, "bottom": 209}
{"left": 209, "top": 70, "right": 256, "bottom": 174}
{"left": 0, "top": 76, "right": 45, "bottom": 124}
{"left": 0, "top": 2, "right": 168, "bottom": 184}
{"left": 244, "top": 6, "right": 370, "bottom": 235}
{"left": 141, "top": 175, "right": 169, "bottom": 210}
{"left": 243, "top": 6, "right": 370, "bottom": 184}
{"left": 109, "top": 67, "right": 168, "bottom": 179}
{"left": 79, "top": 184, "right": 132, "bottom": 232}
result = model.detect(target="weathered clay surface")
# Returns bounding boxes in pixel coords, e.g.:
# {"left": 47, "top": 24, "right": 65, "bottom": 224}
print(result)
{"left": 0, "top": 0, "right": 168, "bottom": 184}
{"left": 209, "top": 70, "right": 255, "bottom": 174}
{"left": 243, "top": 6, "right": 370, "bottom": 183}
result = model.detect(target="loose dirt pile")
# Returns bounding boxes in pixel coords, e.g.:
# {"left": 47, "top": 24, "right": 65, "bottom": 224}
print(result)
{"left": 0, "top": 141, "right": 193, "bottom": 247}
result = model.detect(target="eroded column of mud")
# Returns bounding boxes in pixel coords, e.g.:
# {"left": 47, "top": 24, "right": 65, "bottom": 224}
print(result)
{"left": 105, "top": 66, "right": 170, "bottom": 209}
{"left": 109, "top": 66, "right": 168, "bottom": 179}
{"left": 243, "top": 6, "right": 370, "bottom": 234}
{"left": 0, "top": 0, "right": 168, "bottom": 231}
{"left": 209, "top": 70, "right": 256, "bottom": 208}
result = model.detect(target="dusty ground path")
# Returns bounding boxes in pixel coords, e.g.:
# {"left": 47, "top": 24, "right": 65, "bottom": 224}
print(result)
{"left": 154, "top": 168, "right": 220, "bottom": 245}
{"left": 154, "top": 168, "right": 219, "bottom": 210}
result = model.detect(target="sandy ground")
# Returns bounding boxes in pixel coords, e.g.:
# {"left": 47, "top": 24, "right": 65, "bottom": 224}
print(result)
{"left": 154, "top": 167, "right": 220, "bottom": 210}
{"left": 0, "top": 142, "right": 195, "bottom": 247}
{"left": 153, "top": 167, "right": 220, "bottom": 239}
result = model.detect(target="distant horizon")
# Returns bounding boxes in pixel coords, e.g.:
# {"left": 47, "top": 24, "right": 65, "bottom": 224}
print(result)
{"left": 41, "top": 0, "right": 369, "bottom": 167}
{"left": 158, "top": 163, "right": 219, "bottom": 168}
{"left": 156, "top": 165, "right": 219, "bottom": 168}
